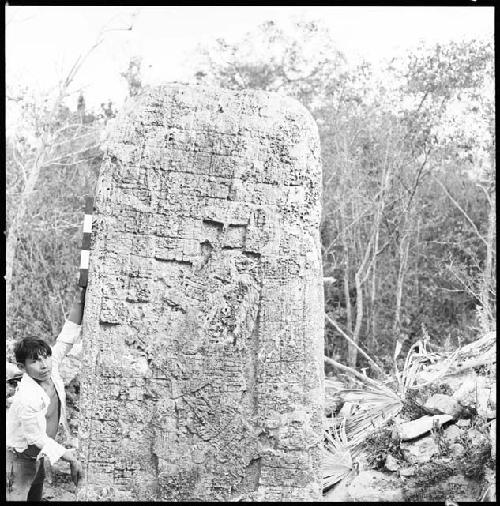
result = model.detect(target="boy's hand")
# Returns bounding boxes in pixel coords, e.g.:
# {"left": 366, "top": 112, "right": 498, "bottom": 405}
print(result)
{"left": 37, "top": 458, "right": 54, "bottom": 484}
{"left": 70, "top": 459, "right": 84, "bottom": 487}
{"left": 61, "top": 448, "right": 77, "bottom": 462}
{"left": 62, "top": 449, "right": 83, "bottom": 486}
{"left": 68, "top": 287, "right": 86, "bottom": 325}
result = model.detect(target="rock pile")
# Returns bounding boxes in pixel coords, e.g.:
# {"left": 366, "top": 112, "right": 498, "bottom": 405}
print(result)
{"left": 324, "top": 352, "right": 496, "bottom": 502}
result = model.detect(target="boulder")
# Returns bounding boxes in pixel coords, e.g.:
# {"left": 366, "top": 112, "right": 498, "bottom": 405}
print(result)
{"left": 323, "top": 470, "right": 404, "bottom": 502}
{"left": 452, "top": 374, "right": 495, "bottom": 413}
{"left": 448, "top": 443, "right": 466, "bottom": 458}
{"left": 406, "top": 473, "right": 482, "bottom": 502}
{"left": 468, "top": 427, "right": 489, "bottom": 447}
{"left": 476, "top": 386, "right": 496, "bottom": 419}
{"left": 400, "top": 435, "right": 439, "bottom": 464}
{"left": 443, "top": 424, "right": 463, "bottom": 443}
{"left": 482, "top": 467, "right": 496, "bottom": 501}
{"left": 456, "top": 419, "right": 471, "bottom": 428}
{"left": 439, "top": 475, "right": 482, "bottom": 502}
{"left": 418, "top": 370, "right": 475, "bottom": 395}
{"left": 424, "top": 394, "right": 462, "bottom": 418}
{"left": 452, "top": 376, "right": 478, "bottom": 408}
{"left": 395, "top": 415, "right": 453, "bottom": 441}
{"left": 384, "top": 454, "right": 400, "bottom": 472}
{"left": 399, "top": 467, "right": 416, "bottom": 478}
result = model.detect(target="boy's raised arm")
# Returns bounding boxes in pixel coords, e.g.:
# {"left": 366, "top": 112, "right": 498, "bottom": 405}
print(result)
{"left": 67, "top": 286, "right": 86, "bottom": 325}
{"left": 51, "top": 287, "right": 86, "bottom": 363}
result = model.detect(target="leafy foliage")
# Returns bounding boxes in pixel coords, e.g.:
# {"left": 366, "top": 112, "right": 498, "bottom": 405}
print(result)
{"left": 363, "top": 427, "right": 404, "bottom": 469}
{"left": 6, "top": 92, "right": 108, "bottom": 349}
{"left": 191, "top": 19, "right": 495, "bottom": 368}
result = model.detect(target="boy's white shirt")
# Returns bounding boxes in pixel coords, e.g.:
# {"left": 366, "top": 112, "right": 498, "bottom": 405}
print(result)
{"left": 6, "top": 320, "right": 81, "bottom": 465}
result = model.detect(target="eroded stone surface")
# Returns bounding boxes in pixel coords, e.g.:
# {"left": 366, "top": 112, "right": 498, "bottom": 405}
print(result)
{"left": 323, "top": 470, "right": 404, "bottom": 502}
{"left": 491, "top": 419, "right": 496, "bottom": 460}
{"left": 442, "top": 423, "right": 463, "bottom": 443}
{"left": 384, "top": 454, "right": 400, "bottom": 472}
{"left": 77, "top": 85, "right": 324, "bottom": 501}
{"left": 400, "top": 435, "right": 439, "bottom": 464}
{"left": 424, "top": 394, "right": 463, "bottom": 418}
{"left": 476, "top": 386, "right": 496, "bottom": 419}
{"left": 395, "top": 415, "right": 453, "bottom": 441}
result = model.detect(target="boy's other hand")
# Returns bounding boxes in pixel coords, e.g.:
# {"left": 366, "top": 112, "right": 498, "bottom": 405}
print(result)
{"left": 70, "top": 459, "right": 84, "bottom": 486}
{"left": 36, "top": 458, "right": 53, "bottom": 484}
{"left": 62, "top": 448, "right": 77, "bottom": 462}
{"left": 43, "top": 458, "right": 54, "bottom": 484}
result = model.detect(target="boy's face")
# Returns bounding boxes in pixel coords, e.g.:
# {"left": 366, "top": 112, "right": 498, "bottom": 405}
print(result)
{"left": 17, "top": 353, "right": 53, "bottom": 382}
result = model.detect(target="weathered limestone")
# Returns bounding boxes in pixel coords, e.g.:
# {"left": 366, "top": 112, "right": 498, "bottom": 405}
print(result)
{"left": 491, "top": 419, "right": 496, "bottom": 460}
{"left": 400, "top": 435, "right": 440, "bottom": 464}
{"left": 423, "top": 393, "right": 463, "bottom": 418}
{"left": 394, "top": 414, "right": 453, "bottom": 441}
{"left": 77, "top": 84, "right": 324, "bottom": 501}
{"left": 323, "top": 470, "right": 404, "bottom": 502}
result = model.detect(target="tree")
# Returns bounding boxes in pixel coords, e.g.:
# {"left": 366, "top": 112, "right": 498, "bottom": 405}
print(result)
{"left": 192, "top": 19, "right": 346, "bottom": 109}
{"left": 191, "top": 22, "right": 494, "bottom": 372}
{"left": 6, "top": 89, "right": 103, "bottom": 352}
{"left": 6, "top": 17, "right": 134, "bottom": 356}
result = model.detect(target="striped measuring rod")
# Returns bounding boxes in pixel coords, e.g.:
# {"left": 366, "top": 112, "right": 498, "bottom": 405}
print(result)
{"left": 78, "top": 196, "right": 94, "bottom": 288}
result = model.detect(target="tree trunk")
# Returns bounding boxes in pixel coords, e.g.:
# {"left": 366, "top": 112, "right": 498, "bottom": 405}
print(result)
{"left": 415, "top": 216, "right": 420, "bottom": 310}
{"left": 479, "top": 188, "right": 496, "bottom": 331}
{"left": 393, "top": 230, "right": 410, "bottom": 339}
{"left": 348, "top": 223, "right": 376, "bottom": 368}
{"left": 367, "top": 222, "right": 379, "bottom": 354}
{"left": 342, "top": 224, "right": 353, "bottom": 337}
{"left": 349, "top": 270, "right": 364, "bottom": 367}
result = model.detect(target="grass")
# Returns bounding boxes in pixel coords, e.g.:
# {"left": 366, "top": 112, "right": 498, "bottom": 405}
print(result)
{"left": 399, "top": 389, "right": 428, "bottom": 420}
{"left": 402, "top": 461, "right": 458, "bottom": 501}
{"left": 362, "top": 426, "right": 404, "bottom": 470}
{"left": 459, "top": 416, "right": 493, "bottom": 481}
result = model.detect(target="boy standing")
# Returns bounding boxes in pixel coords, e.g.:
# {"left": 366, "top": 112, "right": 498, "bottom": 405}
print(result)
{"left": 6, "top": 288, "right": 86, "bottom": 501}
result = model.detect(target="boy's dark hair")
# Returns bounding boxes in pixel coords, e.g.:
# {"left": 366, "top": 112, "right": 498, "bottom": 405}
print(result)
{"left": 14, "top": 337, "right": 52, "bottom": 364}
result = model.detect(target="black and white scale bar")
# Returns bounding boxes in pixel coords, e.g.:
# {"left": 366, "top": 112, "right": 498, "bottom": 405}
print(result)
{"left": 78, "top": 196, "right": 94, "bottom": 288}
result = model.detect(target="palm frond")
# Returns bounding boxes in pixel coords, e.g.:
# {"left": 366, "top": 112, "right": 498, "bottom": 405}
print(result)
{"left": 331, "top": 381, "right": 403, "bottom": 451}
{"left": 323, "top": 418, "right": 353, "bottom": 489}
{"left": 408, "top": 347, "right": 461, "bottom": 389}
{"left": 341, "top": 385, "right": 400, "bottom": 404}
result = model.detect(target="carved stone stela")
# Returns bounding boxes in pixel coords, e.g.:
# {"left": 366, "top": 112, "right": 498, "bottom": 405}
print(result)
{"left": 77, "top": 85, "right": 324, "bottom": 501}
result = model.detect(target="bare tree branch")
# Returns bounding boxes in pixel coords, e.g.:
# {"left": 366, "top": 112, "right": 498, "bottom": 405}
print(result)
{"left": 325, "top": 313, "right": 385, "bottom": 376}
{"left": 433, "top": 176, "right": 488, "bottom": 247}
{"left": 324, "top": 355, "right": 385, "bottom": 390}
